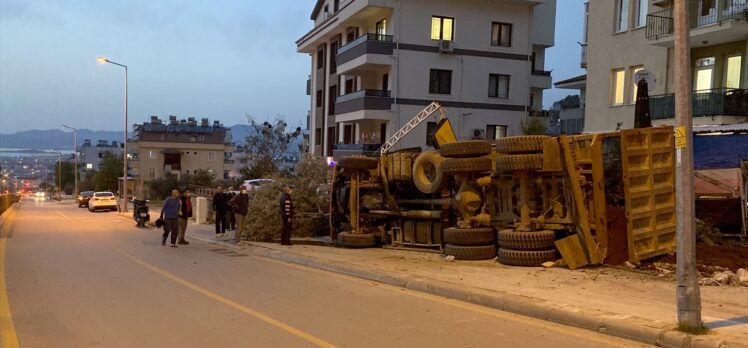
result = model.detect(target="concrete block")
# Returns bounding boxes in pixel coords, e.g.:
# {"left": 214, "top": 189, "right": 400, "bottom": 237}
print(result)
{"left": 194, "top": 197, "right": 208, "bottom": 224}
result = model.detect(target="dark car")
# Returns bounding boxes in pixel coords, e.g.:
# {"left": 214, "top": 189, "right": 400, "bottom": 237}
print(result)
{"left": 76, "top": 191, "right": 94, "bottom": 208}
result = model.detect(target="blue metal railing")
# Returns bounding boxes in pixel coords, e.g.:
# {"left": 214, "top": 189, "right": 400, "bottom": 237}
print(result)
{"left": 650, "top": 88, "right": 748, "bottom": 120}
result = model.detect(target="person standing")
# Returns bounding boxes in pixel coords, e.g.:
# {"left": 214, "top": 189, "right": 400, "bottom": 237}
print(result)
{"left": 278, "top": 185, "right": 294, "bottom": 246}
{"left": 230, "top": 187, "right": 249, "bottom": 245}
{"left": 227, "top": 186, "right": 237, "bottom": 231}
{"left": 177, "top": 188, "right": 193, "bottom": 245}
{"left": 213, "top": 186, "right": 229, "bottom": 237}
{"left": 160, "top": 189, "right": 182, "bottom": 248}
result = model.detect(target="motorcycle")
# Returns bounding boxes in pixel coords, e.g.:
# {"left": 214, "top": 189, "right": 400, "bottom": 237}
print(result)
{"left": 132, "top": 199, "right": 151, "bottom": 227}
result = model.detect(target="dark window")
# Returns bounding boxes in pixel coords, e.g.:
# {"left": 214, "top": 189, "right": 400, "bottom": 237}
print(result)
{"left": 316, "top": 48, "right": 324, "bottom": 69}
{"left": 491, "top": 22, "right": 512, "bottom": 47}
{"left": 382, "top": 74, "right": 389, "bottom": 91}
{"left": 380, "top": 123, "right": 387, "bottom": 144}
{"left": 328, "top": 85, "right": 337, "bottom": 115}
{"left": 486, "top": 125, "right": 508, "bottom": 140}
{"left": 488, "top": 74, "right": 510, "bottom": 98}
{"left": 315, "top": 128, "right": 322, "bottom": 146}
{"left": 429, "top": 69, "right": 452, "bottom": 94}
{"left": 330, "top": 41, "right": 338, "bottom": 74}
{"left": 426, "top": 122, "right": 437, "bottom": 147}
{"left": 333, "top": 0, "right": 339, "bottom": 12}
{"left": 345, "top": 78, "right": 355, "bottom": 94}
{"left": 326, "top": 127, "right": 335, "bottom": 156}
{"left": 316, "top": 90, "right": 323, "bottom": 108}
{"left": 344, "top": 125, "right": 353, "bottom": 144}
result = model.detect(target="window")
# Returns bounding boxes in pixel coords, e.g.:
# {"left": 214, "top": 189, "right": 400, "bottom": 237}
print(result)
{"left": 633, "top": 0, "right": 647, "bottom": 28}
{"left": 488, "top": 74, "right": 510, "bottom": 99}
{"left": 376, "top": 19, "right": 387, "bottom": 37}
{"left": 616, "top": 0, "right": 629, "bottom": 32}
{"left": 315, "top": 128, "right": 322, "bottom": 147}
{"left": 149, "top": 168, "right": 155, "bottom": 179}
{"left": 316, "top": 48, "right": 324, "bottom": 69}
{"left": 486, "top": 125, "right": 508, "bottom": 140}
{"left": 694, "top": 57, "right": 715, "bottom": 91}
{"left": 426, "top": 122, "right": 437, "bottom": 147}
{"left": 491, "top": 22, "right": 512, "bottom": 47}
{"left": 316, "top": 90, "right": 323, "bottom": 108}
{"left": 185, "top": 170, "right": 190, "bottom": 175}
{"left": 630, "top": 66, "right": 644, "bottom": 103}
{"left": 430, "top": 16, "right": 454, "bottom": 41}
{"left": 328, "top": 85, "right": 337, "bottom": 115}
{"left": 149, "top": 150, "right": 156, "bottom": 159}
{"left": 611, "top": 69, "right": 625, "bottom": 105}
{"left": 209, "top": 152, "right": 215, "bottom": 161}
{"left": 429, "top": 69, "right": 452, "bottom": 94}
{"left": 329, "top": 41, "right": 338, "bottom": 74}
{"left": 725, "top": 55, "right": 742, "bottom": 89}
{"left": 333, "top": 0, "right": 339, "bottom": 12}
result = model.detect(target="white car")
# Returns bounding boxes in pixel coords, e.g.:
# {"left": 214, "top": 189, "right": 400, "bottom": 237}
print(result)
{"left": 241, "top": 179, "right": 276, "bottom": 192}
{"left": 88, "top": 191, "right": 118, "bottom": 212}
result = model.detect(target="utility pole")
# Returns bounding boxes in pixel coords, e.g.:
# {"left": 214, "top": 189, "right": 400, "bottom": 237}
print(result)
{"left": 674, "top": 0, "right": 702, "bottom": 328}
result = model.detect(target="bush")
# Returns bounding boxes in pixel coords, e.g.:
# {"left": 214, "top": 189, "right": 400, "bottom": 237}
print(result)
{"left": 244, "top": 156, "right": 330, "bottom": 242}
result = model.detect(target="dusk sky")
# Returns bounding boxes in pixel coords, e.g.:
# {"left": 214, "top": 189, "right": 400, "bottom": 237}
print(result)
{"left": 0, "top": 0, "right": 585, "bottom": 134}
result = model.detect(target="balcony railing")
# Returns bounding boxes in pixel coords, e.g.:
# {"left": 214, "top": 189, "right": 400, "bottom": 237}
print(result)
{"left": 649, "top": 88, "right": 748, "bottom": 120}
{"left": 338, "top": 33, "right": 394, "bottom": 55}
{"left": 646, "top": 1, "right": 748, "bottom": 39}
{"left": 531, "top": 70, "right": 551, "bottom": 76}
{"left": 336, "top": 89, "right": 391, "bottom": 103}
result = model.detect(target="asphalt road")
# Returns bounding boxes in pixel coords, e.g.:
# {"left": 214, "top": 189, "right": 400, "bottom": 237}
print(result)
{"left": 0, "top": 198, "right": 650, "bottom": 348}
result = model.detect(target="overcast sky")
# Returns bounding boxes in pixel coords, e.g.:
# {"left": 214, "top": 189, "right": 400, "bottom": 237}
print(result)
{"left": 0, "top": 0, "right": 585, "bottom": 134}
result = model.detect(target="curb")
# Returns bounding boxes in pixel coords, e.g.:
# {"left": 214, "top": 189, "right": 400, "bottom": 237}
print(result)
{"left": 243, "top": 243, "right": 747, "bottom": 348}
{"left": 186, "top": 231, "right": 244, "bottom": 251}
{"left": 0, "top": 203, "right": 19, "bottom": 234}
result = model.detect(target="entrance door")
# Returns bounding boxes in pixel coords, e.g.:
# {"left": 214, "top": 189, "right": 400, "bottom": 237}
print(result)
{"left": 343, "top": 125, "right": 353, "bottom": 144}
{"left": 694, "top": 57, "right": 715, "bottom": 92}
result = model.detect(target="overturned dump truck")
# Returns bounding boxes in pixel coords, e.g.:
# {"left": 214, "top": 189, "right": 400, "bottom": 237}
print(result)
{"left": 330, "top": 102, "right": 677, "bottom": 268}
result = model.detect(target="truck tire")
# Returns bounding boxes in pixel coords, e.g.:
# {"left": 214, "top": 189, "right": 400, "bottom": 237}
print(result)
{"left": 444, "top": 227, "right": 495, "bottom": 246}
{"left": 495, "top": 136, "right": 549, "bottom": 154}
{"left": 441, "top": 157, "right": 492, "bottom": 174}
{"left": 439, "top": 140, "right": 492, "bottom": 158}
{"left": 444, "top": 244, "right": 497, "bottom": 261}
{"left": 412, "top": 152, "right": 446, "bottom": 194}
{"left": 338, "top": 156, "right": 379, "bottom": 171}
{"left": 497, "top": 248, "right": 557, "bottom": 267}
{"left": 497, "top": 229, "right": 555, "bottom": 250}
{"left": 337, "top": 232, "right": 377, "bottom": 248}
{"left": 495, "top": 154, "right": 543, "bottom": 172}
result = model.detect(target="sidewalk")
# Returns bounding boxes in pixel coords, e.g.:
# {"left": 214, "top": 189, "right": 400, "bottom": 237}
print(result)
{"left": 184, "top": 222, "right": 748, "bottom": 348}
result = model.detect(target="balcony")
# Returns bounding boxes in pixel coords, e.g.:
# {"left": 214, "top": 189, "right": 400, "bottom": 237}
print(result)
{"left": 332, "top": 143, "right": 381, "bottom": 161}
{"left": 646, "top": 3, "right": 748, "bottom": 47}
{"left": 530, "top": 70, "right": 552, "bottom": 89}
{"left": 336, "top": 33, "right": 394, "bottom": 75}
{"left": 650, "top": 88, "right": 748, "bottom": 124}
{"left": 334, "top": 89, "right": 393, "bottom": 122}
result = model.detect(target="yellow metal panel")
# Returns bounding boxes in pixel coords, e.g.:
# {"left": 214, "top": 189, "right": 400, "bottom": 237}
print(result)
{"left": 555, "top": 235, "right": 589, "bottom": 270}
{"left": 619, "top": 127, "right": 676, "bottom": 263}
{"left": 433, "top": 118, "right": 457, "bottom": 147}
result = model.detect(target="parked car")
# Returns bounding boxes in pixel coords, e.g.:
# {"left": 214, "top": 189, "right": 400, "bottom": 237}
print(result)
{"left": 76, "top": 191, "right": 94, "bottom": 207}
{"left": 88, "top": 191, "right": 118, "bottom": 212}
{"left": 241, "top": 179, "right": 276, "bottom": 192}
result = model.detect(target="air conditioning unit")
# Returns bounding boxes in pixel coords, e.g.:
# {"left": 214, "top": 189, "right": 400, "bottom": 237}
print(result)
{"left": 438, "top": 40, "right": 455, "bottom": 53}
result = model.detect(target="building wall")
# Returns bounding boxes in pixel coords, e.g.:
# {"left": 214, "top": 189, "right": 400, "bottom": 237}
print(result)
{"left": 133, "top": 141, "right": 231, "bottom": 180}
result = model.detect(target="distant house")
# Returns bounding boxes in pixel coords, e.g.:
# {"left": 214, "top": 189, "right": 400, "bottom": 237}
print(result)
{"left": 78, "top": 139, "right": 124, "bottom": 172}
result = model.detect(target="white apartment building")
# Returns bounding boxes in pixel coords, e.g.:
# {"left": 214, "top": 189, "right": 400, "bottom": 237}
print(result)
{"left": 297, "top": 0, "right": 556, "bottom": 156}
{"left": 585, "top": 0, "right": 748, "bottom": 132}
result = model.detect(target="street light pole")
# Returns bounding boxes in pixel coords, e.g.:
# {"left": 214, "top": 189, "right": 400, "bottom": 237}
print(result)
{"left": 56, "top": 152, "right": 61, "bottom": 194}
{"left": 674, "top": 0, "right": 702, "bottom": 328}
{"left": 62, "top": 125, "right": 78, "bottom": 196}
{"left": 97, "top": 56, "right": 129, "bottom": 212}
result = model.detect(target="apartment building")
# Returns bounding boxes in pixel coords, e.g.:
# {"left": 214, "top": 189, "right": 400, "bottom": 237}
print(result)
{"left": 297, "top": 0, "right": 556, "bottom": 156}
{"left": 78, "top": 139, "right": 124, "bottom": 171}
{"left": 585, "top": 0, "right": 748, "bottom": 132}
{"left": 129, "top": 116, "right": 234, "bottom": 183}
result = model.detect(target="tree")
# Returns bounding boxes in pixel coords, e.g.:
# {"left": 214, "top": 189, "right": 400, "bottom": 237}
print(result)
{"left": 241, "top": 114, "right": 302, "bottom": 179}
{"left": 191, "top": 168, "right": 216, "bottom": 187}
{"left": 521, "top": 117, "right": 548, "bottom": 135}
{"left": 94, "top": 152, "right": 123, "bottom": 192}
{"left": 54, "top": 161, "right": 75, "bottom": 192}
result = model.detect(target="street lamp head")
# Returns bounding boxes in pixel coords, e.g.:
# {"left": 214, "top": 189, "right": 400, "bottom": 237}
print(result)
{"left": 97, "top": 56, "right": 108, "bottom": 64}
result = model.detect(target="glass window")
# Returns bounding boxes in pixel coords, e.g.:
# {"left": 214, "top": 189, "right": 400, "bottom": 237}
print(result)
{"left": 611, "top": 69, "right": 625, "bottom": 105}
{"left": 149, "top": 150, "right": 156, "bottom": 159}
{"left": 431, "top": 16, "right": 454, "bottom": 41}
{"left": 209, "top": 152, "right": 215, "bottom": 161}
{"left": 429, "top": 69, "right": 452, "bottom": 94}
{"left": 376, "top": 19, "right": 387, "bottom": 36}
{"left": 725, "top": 55, "right": 742, "bottom": 89}
{"left": 631, "top": 66, "right": 644, "bottom": 103}
{"left": 616, "top": 0, "right": 630, "bottom": 32}
{"left": 489, "top": 74, "right": 510, "bottom": 99}
{"left": 426, "top": 122, "right": 437, "bottom": 146}
{"left": 486, "top": 125, "right": 508, "bottom": 140}
{"left": 491, "top": 22, "right": 512, "bottom": 47}
{"left": 694, "top": 57, "right": 715, "bottom": 92}
{"left": 634, "top": 0, "right": 647, "bottom": 28}
{"left": 149, "top": 168, "right": 155, "bottom": 178}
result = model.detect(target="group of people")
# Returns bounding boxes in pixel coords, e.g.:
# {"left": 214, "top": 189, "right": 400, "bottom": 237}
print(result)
{"left": 158, "top": 184, "right": 295, "bottom": 247}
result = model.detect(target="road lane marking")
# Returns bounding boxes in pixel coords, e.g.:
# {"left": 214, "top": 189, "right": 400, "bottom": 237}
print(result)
{"left": 118, "top": 250, "right": 337, "bottom": 348}
{"left": 251, "top": 255, "right": 641, "bottom": 348}
{"left": 0, "top": 239, "right": 20, "bottom": 348}
{"left": 56, "top": 210, "right": 78, "bottom": 226}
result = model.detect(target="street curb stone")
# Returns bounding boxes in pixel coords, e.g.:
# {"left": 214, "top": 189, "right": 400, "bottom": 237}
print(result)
{"left": 186, "top": 230, "right": 244, "bottom": 251}
{"left": 240, "top": 242, "right": 747, "bottom": 348}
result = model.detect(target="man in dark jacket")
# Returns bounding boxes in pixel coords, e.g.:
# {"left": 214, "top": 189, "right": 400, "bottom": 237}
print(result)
{"left": 226, "top": 187, "right": 237, "bottom": 231}
{"left": 230, "top": 188, "right": 249, "bottom": 244}
{"left": 160, "top": 189, "right": 181, "bottom": 248}
{"left": 212, "top": 186, "right": 229, "bottom": 237}
{"left": 279, "top": 185, "right": 294, "bottom": 245}
{"left": 177, "top": 188, "right": 193, "bottom": 245}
